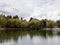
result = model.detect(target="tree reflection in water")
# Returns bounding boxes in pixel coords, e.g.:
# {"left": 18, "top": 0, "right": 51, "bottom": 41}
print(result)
{"left": 0, "top": 30, "right": 58, "bottom": 43}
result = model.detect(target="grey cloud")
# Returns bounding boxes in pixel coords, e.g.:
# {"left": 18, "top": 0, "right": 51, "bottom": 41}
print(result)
{"left": 0, "top": 0, "right": 60, "bottom": 20}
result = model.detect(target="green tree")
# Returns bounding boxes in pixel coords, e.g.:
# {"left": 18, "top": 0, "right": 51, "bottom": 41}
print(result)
{"left": 5, "top": 19, "right": 22, "bottom": 28}
{"left": 0, "top": 15, "right": 6, "bottom": 27}
{"left": 56, "top": 20, "right": 60, "bottom": 27}
{"left": 13, "top": 15, "right": 19, "bottom": 19}
{"left": 46, "top": 20, "right": 56, "bottom": 28}
{"left": 40, "top": 19, "right": 47, "bottom": 28}
{"left": 6, "top": 15, "right": 12, "bottom": 19}
{"left": 29, "top": 17, "right": 33, "bottom": 21}
{"left": 28, "top": 20, "right": 40, "bottom": 29}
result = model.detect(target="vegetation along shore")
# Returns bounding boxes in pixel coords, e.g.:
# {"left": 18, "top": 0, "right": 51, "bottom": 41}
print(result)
{"left": 0, "top": 14, "right": 60, "bottom": 30}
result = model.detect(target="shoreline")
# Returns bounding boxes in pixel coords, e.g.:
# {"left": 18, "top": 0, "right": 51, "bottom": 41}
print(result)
{"left": 0, "top": 28, "right": 60, "bottom": 30}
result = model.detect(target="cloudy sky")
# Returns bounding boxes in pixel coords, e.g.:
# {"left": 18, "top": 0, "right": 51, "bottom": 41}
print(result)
{"left": 0, "top": 0, "right": 60, "bottom": 20}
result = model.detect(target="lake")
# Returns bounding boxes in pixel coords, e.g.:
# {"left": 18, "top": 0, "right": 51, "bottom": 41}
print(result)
{"left": 0, "top": 30, "right": 60, "bottom": 45}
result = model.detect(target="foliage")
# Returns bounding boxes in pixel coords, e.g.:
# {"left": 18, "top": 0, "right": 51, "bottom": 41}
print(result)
{"left": 6, "top": 15, "right": 12, "bottom": 19}
{"left": 5, "top": 19, "right": 22, "bottom": 28}
{"left": 40, "top": 19, "right": 47, "bottom": 28}
{"left": 13, "top": 15, "right": 19, "bottom": 19}
{"left": 56, "top": 20, "right": 60, "bottom": 27}
{"left": 28, "top": 20, "right": 40, "bottom": 29}
{"left": 46, "top": 20, "right": 56, "bottom": 28}
{"left": 0, "top": 14, "right": 59, "bottom": 29}
{"left": 0, "top": 15, "right": 7, "bottom": 27}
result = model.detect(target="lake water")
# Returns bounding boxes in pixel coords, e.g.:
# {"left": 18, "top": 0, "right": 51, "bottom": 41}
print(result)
{"left": 0, "top": 30, "right": 60, "bottom": 45}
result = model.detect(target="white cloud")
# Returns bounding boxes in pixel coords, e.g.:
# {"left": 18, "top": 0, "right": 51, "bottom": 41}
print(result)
{"left": 0, "top": 0, "right": 60, "bottom": 20}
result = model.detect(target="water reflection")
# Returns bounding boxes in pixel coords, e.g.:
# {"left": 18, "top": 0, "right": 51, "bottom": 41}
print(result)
{"left": 0, "top": 30, "right": 60, "bottom": 45}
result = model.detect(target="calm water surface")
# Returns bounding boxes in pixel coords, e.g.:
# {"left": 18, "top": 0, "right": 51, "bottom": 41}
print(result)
{"left": 0, "top": 30, "right": 60, "bottom": 45}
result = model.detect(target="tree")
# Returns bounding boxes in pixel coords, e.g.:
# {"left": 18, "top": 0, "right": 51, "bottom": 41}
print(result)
{"left": 28, "top": 20, "right": 40, "bottom": 29}
{"left": 13, "top": 15, "right": 19, "bottom": 19}
{"left": 56, "top": 20, "right": 60, "bottom": 27}
{"left": 5, "top": 19, "right": 22, "bottom": 28}
{"left": 46, "top": 20, "right": 56, "bottom": 28}
{"left": 40, "top": 19, "right": 47, "bottom": 28}
{"left": 29, "top": 17, "right": 33, "bottom": 21}
{"left": 6, "top": 15, "right": 12, "bottom": 19}
{"left": 0, "top": 14, "right": 6, "bottom": 27}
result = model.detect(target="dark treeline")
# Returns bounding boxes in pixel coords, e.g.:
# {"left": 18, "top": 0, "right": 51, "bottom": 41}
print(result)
{"left": 0, "top": 14, "right": 60, "bottom": 29}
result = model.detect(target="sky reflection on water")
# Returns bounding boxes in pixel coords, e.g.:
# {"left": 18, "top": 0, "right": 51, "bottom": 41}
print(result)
{"left": 0, "top": 30, "right": 60, "bottom": 45}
